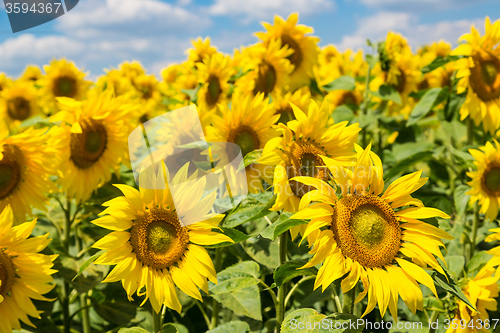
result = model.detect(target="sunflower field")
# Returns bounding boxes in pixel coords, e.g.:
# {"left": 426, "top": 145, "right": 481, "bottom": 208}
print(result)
{"left": 2, "top": 12, "right": 500, "bottom": 333}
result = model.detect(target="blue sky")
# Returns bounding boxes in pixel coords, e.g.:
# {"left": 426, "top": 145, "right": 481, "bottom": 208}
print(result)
{"left": 0, "top": 0, "right": 498, "bottom": 78}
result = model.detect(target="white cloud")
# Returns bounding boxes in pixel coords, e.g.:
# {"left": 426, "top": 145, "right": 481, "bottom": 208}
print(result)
{"left": 337, "top": 12, "right": 484, "bottom": 51}
{"left": 57, "top": 0, "right": 211, "bottom": 38}
{"left": 359, "top": 0, "right": 493, "bottom": 12}
{"left": 208, "top": 0, "right": 334, "bottom": 22}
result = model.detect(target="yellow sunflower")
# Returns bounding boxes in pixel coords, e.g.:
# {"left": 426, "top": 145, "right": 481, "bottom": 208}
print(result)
{"left": 19, "top": 65, "right": 42, "bottom": 83}
{"left": 186, "top": 37, "right": 218, "bottom": 65}
{"left": 272, "top": 87, "right": 311, "bottom": 124}
{"left": 0, "top": 126, "right": 62, "bottom": 222}
{"left": 92, "top": 163, "right": 232, "bottom": 313}
{"left": 118, "top": 61, "right": 146, "bottom": 82}
{"left": 452, "top": 17, "right": 500, "bottom": 134}
{"left": 131, "top": 74, "right": 163, "bottom": 122}
{"left": 291, "top": 144, "right": 452, "bottom": 318}
{"left": 418, "top": 41, "right": 453, "bottom": 90}
{"left": 38, "top": 59, "right": 92, "bottom": 115}
{"left": 466, "top": 140, "right": 500, "bottom": 221}
{"left": 52, "top": 90, "right": 136, "bottom": 202}
{"left": 196, "top": 52, "right": 232, "bottom": 117}
{"left": 0, "top": 73, "right": 13, "bottom": 92}
{"left": 234, "top": 40, "right": 294, "bottom": 97}
{"left": 445, "top": 262, "right": 499, "bottom": 333}
{"left": 96, "top": 69, "right": 136, "bottom": 98}
{"left": 206, "top": 93, "right": 279, "bottom": 193}
{"left": 0, "top": 205, "right": 57, "bottom": 332}
{"left": 260, "top": 100, "right": 360, "bottom": 215}
{"left": 0, "top": 80, "right": 41, "bottom": 129}
{"left": 256, "top": 13, "right": 320, "bottom": 90}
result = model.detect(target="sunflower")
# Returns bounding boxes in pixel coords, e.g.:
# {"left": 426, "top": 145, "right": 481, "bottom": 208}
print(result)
{"left": 19, "top": 65, "right": 42, "bottom": 83}
{"left": 96, "top": 69, "right": 136, "bottom": 98}
{"left": 272, "top": 88, "right": 311, "bottom": 124}
{"left": 52, "top": 90, "right": 136, "bottom": 202}
{"left": 0, "top": 126, "right": 62, "bottom": 222}
{"left": 196, "top": 53, "right": 232, "bottom": 117}
{"left": 38, "top": 59, "right": 91, "bottom": 115}
{"left": 0, "top": 74, "right": 12, "bottom": 92}
{"left": 118, "top": 61, "right": 146, "bottom": 82}
{"left": 466, "top": 140, "right": 500, "bottom": 221}
{"left": 131, "top": 74, "right": 163, "bottom": 122}
{"left": 370, "top": 32, "right": 420, "bottom": 117}
{"left": 417, "top": 41, "right": 453, "bottom": 90}
{"left": 206, "top": 93, "right": 279, "bottom": 193}
{"left": 0, "top": 205, "right": 58, "bottom": 333}
{"left": 0, "top": 80, "right": 41, "bottom": 129}
{"left": 452, "top": 17, "right": 500, "bottom": 134}
{"left": 234, "top": 40, "right": 294, "bottom": 97}
{"left": 445, "top": 262, "right": 499, "bottom": 333}
{"left": 256, "top": 13, "right": 320, "bottom": 90}
{"left": 186, "top": 37, "right": 218, "bottom": 65}
{"left": 92, "top": 163, "right": 232, "bottom": 313}
{"left": 259, "top": 100, "right": 360, "bottom": 217}
{"left": 291, "top": 144, "right": 452, "bottom": 318}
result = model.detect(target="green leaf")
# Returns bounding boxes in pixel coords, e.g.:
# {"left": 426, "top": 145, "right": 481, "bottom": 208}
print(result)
{"left": 369, "top": 84, "right": 402, "bottom": 105}
{"left": 421, "top": 55, "right": 460, "bottom": 73}
{"left": 444, "top": 255, "right": 465, "bottom": 279}
{"left": 433, "top": 258, "right": 476, "bottom": 311}
{"left": 222, "top": 193, "right": 274, "bottom": 227}
{"left": 209, "top": 262, "right": 262, "bottom": 321}
{"left": 385, "top": 150, "right": 432, "bottom": 181}
{"left": 73, "top": 250, "right": 105, "bottom": 280}
{"left": 237, "top": 149, "right": 263, "bottom": 172}
{"left": 204, "top": 228, "right": 250, "bottom": 248}
{"left": 273, "top": 260, "right": 318, "bottom": 287}
{"left": 206, "top": 321, "right": 250, "bottom": 333}
{"left": 281, "top": 309, "right": 363, "bottom": 333}
{"left": 332, "top": 105, "right": 355, "bottom": 123}
{"left": 467, "top": 251, "right": 493, "bottom": 273}
{"left": 242, "top": 194, "right": 276, "bottom": 224}
{"left": 210, "top": 261, "right": 260, "bottom": 295}
{"left": 93, "top": 300, "right": 138, "bottom": 326}
{"left": 407, "top": 88, "right": 447, "bottom": 127}
{"left": 118, "top": 328, "right": 150, "bottom": 333}
{"left": 241, "top": 236, "right": 279, "bottom": 268}
{"left": 454, "top": 185, "right": 471, "bottom": 217}
{"left": 161, "top": 323, "right": 188, "bottom": 333}
{"left": 323, "top": 76, "right": 356, "bottom": 91}
{"left": 181, "top": 85, "right": 200, "bottom": 101}
{"left": 260, "top": 213, "right": 307, "bottom": 240}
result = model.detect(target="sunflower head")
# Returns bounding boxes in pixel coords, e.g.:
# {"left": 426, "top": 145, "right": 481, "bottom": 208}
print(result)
{"left": 19, "top": 65, "right": 43, "bottom": 82}
{"left": 186, "top": 37, "right": 218, "bottom": 65}
{"left": 466, "top": 140, "right": 500, "bottom": 221}
{"left": 92, "top": 163, "right": 232, "bottom": 313}
{"left": 0, "top": 205, "right": 57, "bottom": 332}
{"left": 256, "top": 13, "right": 320, "bottom": 90}
{"left": 452, "top": 17, "right": 500, "bottom": 134}
{"left": 196, "top": 53, "right": 232, "bottom": 113}
{"left": 290, "top": 144, "right": 452, "bottom": 319}
{"left": 0, "top": 80, "right": 40, "bottom": 128}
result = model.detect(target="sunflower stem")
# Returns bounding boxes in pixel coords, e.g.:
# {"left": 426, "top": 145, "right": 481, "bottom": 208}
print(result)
{"left": 329, "top": 285, "right": 343, "bottom": 314}
{"left": 469, "top": 202, "right": 480, "bottom": 261}
{"left": 152, "top": 306, "right": 163, "bottom": 333}
{"left": 80, "top": 293, "right": 91, "bottom": 333}
{"left": 467, "top": 117, "right": 474, "bottom": 145}
{"left": 276, "top": 232, "right": 288, "bottom": 332}
{"left": 259, "top": 279, "right": 278, "bottom": 309}
{"left": 210, "top": 247, "right": 223, "bottom": 329}
{"left": 284, "top": 276, "right": 315, "bottom": 309}
{"left": 429, "top": 310, "right": 439, "bottom": 333}
{"left": 342, "top": 288, "right": 356, "bottom": 315}
{"left": 61, "top": 198, "right": 73, "bottom": 333}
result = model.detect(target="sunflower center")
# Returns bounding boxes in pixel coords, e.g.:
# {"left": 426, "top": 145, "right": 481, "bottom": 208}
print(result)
{"left": 206, "top": 75, "right": 222, "bottom": 107}
{"left": 53, "top": 76, "right": 77, "bottom": 97}
{"left": 7, "top": 97, "right": 31, "bottom": 121}
{"left": 281, "top": 34, "right": 303, "bottom": 71}
{"left": 70, "top": 120, "right": 108, "bottom": 169}
{"left": 337, "top": 91, "right": 357, "bottom": 106}
{"left": 130, "top": 207, "right": 189, "bottom": 269}
{"left": 0, "top": 251, "right": 15, "bottom": 297}
{"left": 482, "top": 166, "right": 500, "bottom": 196}
{"left": 276, "top": 105, "right": 295, "bottom": 124}
{"left": 332, "top": 195, "right": 401, "bottom": 268}
{"left": 470, "top": 50, "right": 500, "bottom": 101}
{"left": 285, "top": 141, "right": 328, "bottom": 198}
{"left": 253, "top": 62, "right": 277, "bottom": 95}
{"left": 0, "top": 145, "right": 22, "bottom": 200}
{"left": 230, "top": 126, "right": 260, "bottom": 158}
